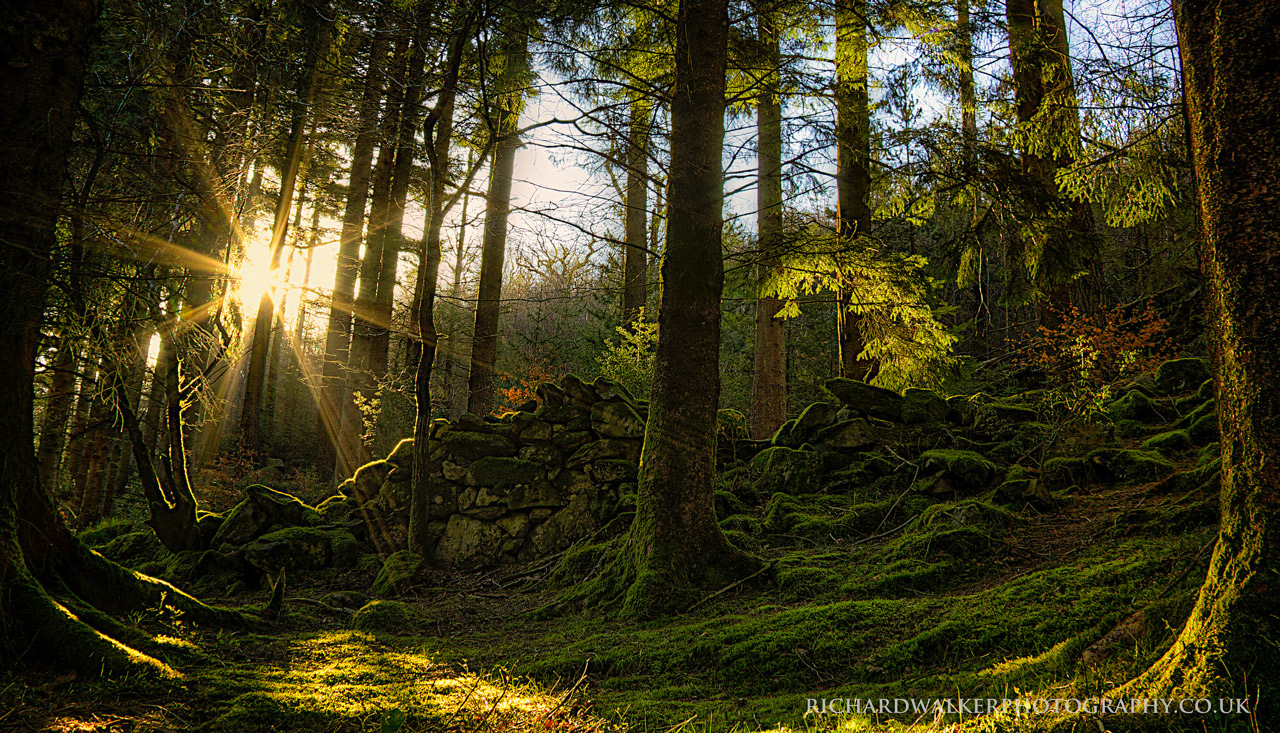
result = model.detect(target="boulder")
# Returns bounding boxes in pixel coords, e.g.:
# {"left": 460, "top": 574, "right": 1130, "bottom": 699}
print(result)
{"left": 792, "top": 401, "right": 838, "bottom": 441}
{"left": 1154, "top": 358, "right": 1211, "bottom": 396}
{"left": 434, "top": 515, "right": 507, "bottom": 569}
{"left": 919, "top": 449, "right": 1000, "bottom": 491}
{"left": 211, "top": 485, "right": 316, "bottom": 549}
{"left": 372, "top": 550, "right": 424, "bottom": 596}
{"left": 1108, "top": 390, "right": 1167, "bottom": 424}
{"left": 812, "top": 419, "right": 877, "bottom": 450}
{"left": 823, "top": 378, "right": 903, "bottom": 422}
{"left": 1141, "top": 429, "right": 1194, "bottom": 456}
{"left": 901, "top": 388, "right": 949, "bottom": 424}
{"left": 463, "top": 456, "right": 543, "bottom": 487}
{"left": 590, "top": 399, "right": 645, "bottom": 439}
{"left": 561, "top": 374, "right": 598, "bottom": 406}
{"left": 442, "top": 430, "right": 516, "bottom": 461}
{"left": 243, "top": 527, "right": 335, "bottom": 572}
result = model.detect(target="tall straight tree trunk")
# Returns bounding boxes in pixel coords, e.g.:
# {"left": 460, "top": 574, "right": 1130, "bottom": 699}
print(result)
{"left": 36, "top": 332, "right": 81, "bottom": 494}
{"left": 834, "top": 0, "right": 875, "bottom": 380}
{"left": 751, "top": 4, "right": 787, "bottom": 440}
{"left": 622, "top": 97, "right": 651, "bottom": 328}
{"left": 1005, "top": 0, "right": 1098, "bottom": 325}
{"left": 622, "top": 0, "right": 758, "bottom": 620}
{"left": 467, "top": 34, "right": 528, "bottom": 417}
{"left": 343, "top": 29, "right": 409, "bottom": 469}
{"left": 1122, "top": 0, "right": 1280, "bottom": 712}
{"left": 241, "top": 6, "right": 331, "bottom": 450}
{"left": 319, "top": 15, "right": 390, "bottom": 481}
{"left": 410, "top": 0, "right": 480, "bottom": 560}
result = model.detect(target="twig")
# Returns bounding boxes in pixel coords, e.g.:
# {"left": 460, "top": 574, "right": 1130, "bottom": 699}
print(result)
{"left": 687, "top": 561, "right": 775, "bottom": 612}
{"left": 535, "top": 660, "right": 591, "bottom": 726}
{"left": 849, "top": 513, "right": 920, "bottom": 547}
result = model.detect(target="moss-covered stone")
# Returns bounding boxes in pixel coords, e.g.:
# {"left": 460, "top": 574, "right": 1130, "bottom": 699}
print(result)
{"left": 994, "top": 466, "right": 1057, "bottom": 509}
{"left": 211, "top": 692, "right": 289, "bottom": 732}
{"left": 792, "top": 401, "right": 838, "bottom": 440}
{"left": 211, "top": 484, "right": 318, "bottom": 548}
{"left": 352, "top": 600, "right": 425, "bottom": 635}
{"left": 990, "top": 403, "right": 1038, "bottom": 423}
{"left": 750, "top": 446, "right": 828, "bottom": 496}
{"left": 1141, "top": 429, "right": 1194, "bottom": 456}
{"left": 372, "top": 550, "right": 423, "bottom": 596}
{"left": 811, "top": 419, "right": 877, "bottom": 451}
{"left": 919, "top": 449, "right": 1000, "bottom": 490}
{"left": 1154, "top": 357, "right": 1210, "bottom": 395}
{"left": 1189, "top": 413, "right": 1219, "bottom": 445}
{"left": 442, "top": 430, "right": 516, "bottom": 461}
{"left": 590, "top": 399, "right": 645, "bottom": 439}
{"left": 435, "top": 515, "right": 507, "bottom": 568}
{"left": 100, "top": 530, "right": 169, "bottom": 568}
{"left": 1042, "top": 456, "right": 1089, "bottom": 490}
{"left": 1197, "top": 378, "right": 1214, "bottom": 401}
{"left": 1086, "top": 448, "right": 1175, "bottom": 483}
{"left": 901, "top": 388, "right": 949, "bottom": 424}
{"left": 586, "top": 459, "right": 637, "bottom": 484}
{"left": 822, "top": 378, "right": 903, "bottom": 422}
{"left": 1107, "top": 390, "right": 1167, "bottom": 424}
{"left": 463, "top": 456, "right": 542, "bottom": 487}
{"left": 242, "top": 527, "right": 335, "bottom": 572}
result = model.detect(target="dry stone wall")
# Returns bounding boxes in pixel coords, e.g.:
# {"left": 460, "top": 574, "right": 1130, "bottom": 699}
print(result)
{"left": 322, "top": 375, "right": 647, "bottom": 569}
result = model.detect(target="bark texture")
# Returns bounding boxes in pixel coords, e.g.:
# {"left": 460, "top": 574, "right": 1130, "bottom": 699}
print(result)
{"left": 622, "top": 0, "right": 757, "bottom": 620}
{"left": 1119, "top": 0, "right": 1280, "bottom": 711}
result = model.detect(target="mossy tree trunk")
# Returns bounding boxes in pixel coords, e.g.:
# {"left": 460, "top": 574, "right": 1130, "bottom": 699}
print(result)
{"left": 621, "top": 0, "right": 758, "bottom": 620}
{"left": 834, "top": 0, "right": 876, "bottom": 381}
{"left": 623, "top": 96, "right": 651, "bottom": 329}
{"left": 467, "top": 33, "right": 528, "bottom": 418}
{"left": 319, "top": 10, "right": 390, "bottom": 483}
{"left": 0, "top": 0, "right": 236, "bottom": 675}
{"left": 410, "top": 0, "right": 479, "bottom": 559}
{"left": 1121, "top": 0, "right": 1280, "bottom": 711}
{"left": 751, "top": 3, "right": 786, "bottom": 440}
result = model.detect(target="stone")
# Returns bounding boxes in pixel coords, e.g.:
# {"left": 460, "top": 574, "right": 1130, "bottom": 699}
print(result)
{"left": 1189, "top": 413, "right": 1218, "bottom": 445}
{"left": 349, "top": 460, "right": 393, "bottom": 501}
{"left": 242, "top": 526, "right": 334, "bottom": 572}
{"left": 901, "top": 388, "right": 948, "bottom": 424}
{"left": 521, "top": 494, "right": 601, "bottom": 559}
{"left": 770, "top": 418, "right": 801, "bottom": 447}
{"left": 210, "top": 485, "right": 316, "bottom": 549}
{"left": 456, "top": 412, "right": 487, "bottom": 431}
{"left": 519, "top": 420, "right": 553, "bottom": 442}
{"left": 587, "top": 459, "right": 638, "bottom": 484}
{"left": 386, "top": 438, "right": 414, "bottom": 470}
{"left": 792, "top": 402, "right": 838, "bottom": 441}
{"left": 518, "top": 443, "right": 560, "bottom": 465}
{"left": 1086, "top": 448, "right": 1175, "bottom": 483}
{"left": 1154, "top": 358, "right": 1211, "bottom": 396}
{"left": 812, "top": 418, "right": 877, "bottom": 450}
{"left": 441, "top": 460, "right": 466, "bottom": 481}
{"left": 1197, "top": 378, "right": 1214, "bottom": 401}
{"left": 508, "top": 479, "right": 567, "bottom": 510}
{"left": 561, "top": 374, "right": 598, "bottom": 406}
{"left": 497, "top": 513, "right": 530, "bottom": 538}
{"left": 517, "top": 399, "right": 539, "bottom": 412}
{"left": 463, "top": 456, "right": 543, "bottom": 487}
{"left": 994, "top": 467, "right": 1057, "bottom": 509}
{"left": 1108, "top": 390, "right": 1167, "bottom": 424}
{"left": 566, "top": 439, "right": 635, "bottom": 468}
{"left": 371, "top": 550, "right": 423, "bottom": 596}
{"left": 591, "top": 376, "right": 638, "bottom": 405}
{"left": 1141, "top": 429, "right": 1194, "bottom": 455}
{"left": 919, "top": 449, "right": 1000, "bottom": 490}
{"left": 536, "top": 382, "right": 565, "bottom": 407}
{"left": 435, "top": 515, "right": 507, "bottom": 569}
{"left": 442, "top": 431, "right": 516, "bottom": 461}
{"left": 822, "top": 378, "right": 903, "bottom": 422}
{"left": 590, "top": 400, "right": 645, "bottom": 439}
{"left": 553, "top": 430, "right": 593, "bottom": 451}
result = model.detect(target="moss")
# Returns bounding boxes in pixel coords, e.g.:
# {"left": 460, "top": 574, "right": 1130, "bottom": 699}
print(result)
{"left": 901, "top": 388, "right": 949, "bottom": 424}
{"left": 211, "top": 691, "right": 289, "bottom": 732}
{"left": 768, "top": 417, "right": 800, "bottom": 447}
{"left": 352, "top": 600, "right": 426, "bottom": 635}
{"left": 1197, "top": 377, "right": 1214, "bottom": 400}
{"left": 76, "top": 517, "right": 135, "bottom": 547}
{"left": 1141, "top": 429, "right": 1194, "bottom": 455}
{"left": 714, "top": 490, "right": 747, "bottom": 519}
{"left": 749, "top": 447, "right": 827, "bottom": 496}
{"left": 1154, "top": 357, "right": 1210, "bottom": 395}
{"left": 372, "top": 551, "right": 424, "bottom": 597}
{"left": 99, "top": 530, "right": 170, "bottom": 568}
{"left": 243, "top": 526, "right": 335, "bottom": 571}
{"left": 1108, "top": 390, "right": 1168, "bottom": 424}
{"left": 1189, "top": 412, "right": 1219, "bottom": 445}
{"left": 790, "top": 401, "right": 838, "bottom": 441}
{"left": 464, "top": 456, "right": 542, "bottom": 486}
{"left": 919, "top": 449, "right": 1001, "bottom": 489}
{"left": 1086, "top": 448, "right": 1176, "bottom": 483}
{"left": 550, "top": 541, "right": 611, "bottom": 586}
{"left": 776, "top": 565, "right": 843, "bottom": 599}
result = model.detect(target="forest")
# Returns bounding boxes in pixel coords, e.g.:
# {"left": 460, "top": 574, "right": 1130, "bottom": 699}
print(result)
{"left": 0, "top": 0, "right": 1276, "bottom": 730}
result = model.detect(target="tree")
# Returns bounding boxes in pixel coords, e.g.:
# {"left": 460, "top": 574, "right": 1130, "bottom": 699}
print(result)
{"left": 467, "top": 31, "right": 530, "bottom": 417}
{"left": 834, "top": 0, "right": 876, "bottom": 380}
{"left": 0, "top": 0, "right": 233, "bottom": 675}
{"left": 620, "top": 0, "right": 759, "bottom": 619}
{"left": 1120, "top": 0, "right": 1279, "bottom": 710}
{"left": 750, "top": 0, "right": 787, "bottom": 439}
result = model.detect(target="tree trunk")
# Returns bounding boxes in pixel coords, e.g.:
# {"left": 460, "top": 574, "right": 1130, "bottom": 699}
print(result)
{"left": 834, "top": 0, "right": 875, "bottom": 380}
{"left": 466, "top": 34, "right": 528, "bottom": 418}
{"left": 751, "top": 4, "right": 787, "bottom": 440}
{"left": 241, "top": 3, "right": 331, "bottom": 451}
{"left": 623, "top": 97, "right": 651, "bottom": 328}
{"left": 621, "top": 0, "right": 758, "bottom": 620}
{"left": 410, "top": 0, "right": 480, "bottom": 560}
{"left": 319, "top": 14, "right": 390, "bottom": 482}
{"left": 36, "top": 333, "right": 81, "bottom": 496}
{"left": 1005, "top": 0, "right": 1099, "bottom": 323}
{"left": 1121, "top": 0, "right": 1280, "bottom": 711}
{"left": 0, "top": 0, "right": 237, "bottom": 676}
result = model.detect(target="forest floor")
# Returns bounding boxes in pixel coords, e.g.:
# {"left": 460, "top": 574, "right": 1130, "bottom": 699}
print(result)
{"left": 2, "top": 462, "right": 1222, "bottom": 733}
